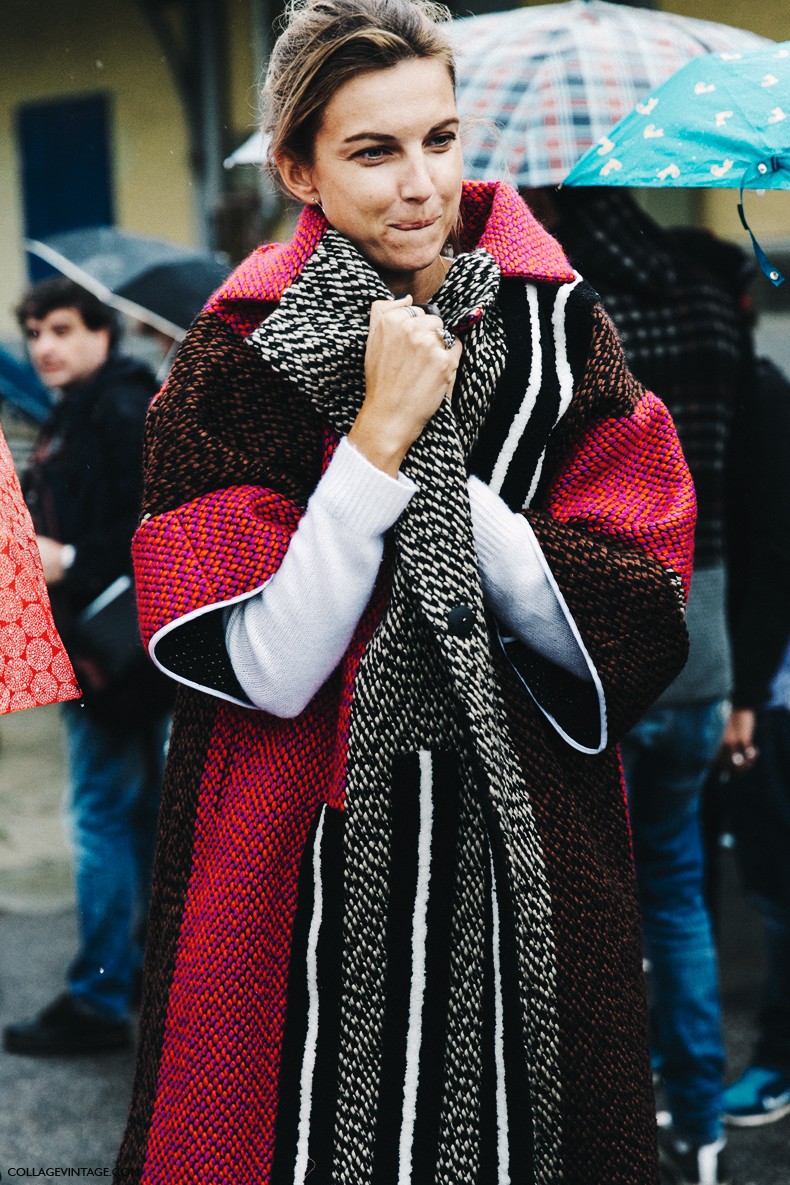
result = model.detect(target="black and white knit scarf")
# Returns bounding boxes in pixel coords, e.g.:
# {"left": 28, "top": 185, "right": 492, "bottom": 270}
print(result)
{"left": 248, "top": 230, "right": 568, "bottom": 1185}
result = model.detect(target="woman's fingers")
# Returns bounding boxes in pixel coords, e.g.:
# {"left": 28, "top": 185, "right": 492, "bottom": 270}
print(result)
{"left": 366, "top": 300, "right": 461, "bottom": 385}
{"left": 353, "top": 298, "right": 464, "bottom": 472}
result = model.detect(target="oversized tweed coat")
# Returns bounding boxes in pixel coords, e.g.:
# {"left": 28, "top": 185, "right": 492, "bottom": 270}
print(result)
{"left": 116, "top": 182, "right": 695, "bottom": 1185}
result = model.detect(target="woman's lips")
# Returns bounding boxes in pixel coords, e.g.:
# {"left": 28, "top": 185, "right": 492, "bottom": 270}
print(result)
{"left": 390, "top": 218, "right": 438, "bottom": 231}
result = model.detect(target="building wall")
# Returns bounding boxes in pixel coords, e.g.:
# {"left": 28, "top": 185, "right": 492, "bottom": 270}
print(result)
{"left": 522, "top": 0, "right": 787, "bottom": 33}
{"left": 669, "top": 0, "right": 786, "bottom": 41}
{"left": 227, "top": 0, "right": 262, "bottom": 138}
{"left": 0, "top": 1, "right": 193, "bottom": 340}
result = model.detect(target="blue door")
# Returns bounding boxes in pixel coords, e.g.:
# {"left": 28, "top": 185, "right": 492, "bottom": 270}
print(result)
{"left": 16, "top": 92, "right": 115, "bottom": 280}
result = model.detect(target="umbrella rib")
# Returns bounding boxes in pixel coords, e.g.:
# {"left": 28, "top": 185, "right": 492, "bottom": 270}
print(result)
{"left": 25, "top": 239, "right": 187, "bottom": 342}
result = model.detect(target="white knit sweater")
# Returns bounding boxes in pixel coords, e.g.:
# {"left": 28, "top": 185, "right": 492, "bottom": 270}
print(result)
{"left": 226, "top": 437, "right": 590, "bottom": 716}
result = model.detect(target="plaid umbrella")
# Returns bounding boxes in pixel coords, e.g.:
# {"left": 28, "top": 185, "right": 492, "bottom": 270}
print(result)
{"left": 453, "top": 0, "right": 769, "bottom": 188}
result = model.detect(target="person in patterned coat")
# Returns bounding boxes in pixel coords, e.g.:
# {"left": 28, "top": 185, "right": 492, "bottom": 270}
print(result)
{"left": 0, "top": 425, "right": 78, "bottom": 713}
{"left": 115, "top": 2, "right": 695, "bottom": 1183}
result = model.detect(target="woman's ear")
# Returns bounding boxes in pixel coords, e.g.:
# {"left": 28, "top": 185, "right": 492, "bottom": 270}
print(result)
{"left": 275, "top": 153, "right": 319, "bottom": 206}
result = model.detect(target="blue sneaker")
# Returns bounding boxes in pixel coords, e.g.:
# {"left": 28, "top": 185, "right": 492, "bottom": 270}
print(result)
{"left": 723, "top": 1064, "right": 790, "bottom": 1128}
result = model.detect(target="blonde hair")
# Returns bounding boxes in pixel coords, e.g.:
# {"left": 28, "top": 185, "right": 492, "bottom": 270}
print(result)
{"left": 263, "top": 0, "right": 455, "bottom": 186}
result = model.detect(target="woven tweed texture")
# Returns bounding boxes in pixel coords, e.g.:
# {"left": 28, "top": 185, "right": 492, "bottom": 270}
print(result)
{"left": 116, "top": 182, "right": 694, "bottom": 1185}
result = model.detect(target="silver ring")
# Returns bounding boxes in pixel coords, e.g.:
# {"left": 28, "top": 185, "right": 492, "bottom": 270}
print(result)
{"left": 437, "top": 327, "right": 454, "bottom": 349}
{"left": 406, "top": 306, "right": 419, "bottom": 318}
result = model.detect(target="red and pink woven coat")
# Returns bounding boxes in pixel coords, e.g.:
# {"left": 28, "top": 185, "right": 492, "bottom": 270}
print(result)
{"left": 116, "top": 183, "right": 695, "bottom": 1185}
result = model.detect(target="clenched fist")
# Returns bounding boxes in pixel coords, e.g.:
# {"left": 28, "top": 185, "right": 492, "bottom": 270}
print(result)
{"left": 347, "top": 295, "right": 463, "bottom": 475}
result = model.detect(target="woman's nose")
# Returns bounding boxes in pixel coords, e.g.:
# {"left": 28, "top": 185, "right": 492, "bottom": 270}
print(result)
{"left": 399, "top": 152, "right": 436, "bottom": 202}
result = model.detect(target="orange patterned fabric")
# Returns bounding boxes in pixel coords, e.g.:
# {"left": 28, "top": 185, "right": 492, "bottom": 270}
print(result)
{"left": 0, "top": 427, "right": 79, "bottom": 712}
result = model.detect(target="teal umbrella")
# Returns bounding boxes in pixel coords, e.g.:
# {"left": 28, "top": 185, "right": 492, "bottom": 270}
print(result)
{"left": 565, "top": 41, "right": 789, "bottom": 283}
{"left": 566, "top": 41, "right": 789, "bottom": 189}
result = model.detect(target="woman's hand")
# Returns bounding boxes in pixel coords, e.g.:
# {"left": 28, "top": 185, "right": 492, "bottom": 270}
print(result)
{"left": 348, "top": 296, "right": 463, "bottom": 475}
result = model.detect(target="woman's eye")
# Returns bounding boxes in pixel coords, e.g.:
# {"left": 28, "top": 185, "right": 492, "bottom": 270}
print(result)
{"left": 355, "top": 146, "right": 389, "bottom": 162}
{"left": 429, "top": 132, "right": 456, "bottom": 149}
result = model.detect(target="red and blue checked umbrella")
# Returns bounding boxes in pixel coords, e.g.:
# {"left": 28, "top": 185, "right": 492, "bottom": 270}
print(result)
{"left": 452, "top": 0, "right": 769, "bottom": 188}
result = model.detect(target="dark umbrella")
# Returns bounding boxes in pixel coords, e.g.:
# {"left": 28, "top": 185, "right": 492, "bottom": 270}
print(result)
{"left": 26, "top": 226, "right": 232, "bottom": 341}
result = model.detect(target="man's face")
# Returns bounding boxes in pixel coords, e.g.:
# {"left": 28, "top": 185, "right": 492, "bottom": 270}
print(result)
{"left": 24, "top": 307, "right": 111, "bottom": 389}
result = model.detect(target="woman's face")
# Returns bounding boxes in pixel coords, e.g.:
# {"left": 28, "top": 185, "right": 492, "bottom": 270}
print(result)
{"left": 280, "top": 57, "right": 463, "bottom": 295}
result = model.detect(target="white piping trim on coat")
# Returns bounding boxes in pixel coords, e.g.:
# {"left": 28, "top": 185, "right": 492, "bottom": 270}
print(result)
{"left": 524, "top": 454, "right": 545, "bottom": 509}
{"left": 553, "top": 275, "right": 582, "bottom": 423}
{"left": 146, "top": 580, "right": 274, "bottom": 709}
{"left": 294, "top": 804, "right": 327, "bottom": 1185}
{"left": 398, "top": 750, "right": 434, "bottom": 1185}
{"left": 505, "top": 515, "right": 608, "bottom": 755}
{"left": 489, "top": 284, "right": 542, "bottom": 497}
{"left": 489, "top": 847, "right": 511, "bottom": 1185}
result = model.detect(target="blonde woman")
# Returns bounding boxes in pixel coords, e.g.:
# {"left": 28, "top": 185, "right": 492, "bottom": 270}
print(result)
{"left": 116, "top": 2, "right": 695, "bottom": 1182}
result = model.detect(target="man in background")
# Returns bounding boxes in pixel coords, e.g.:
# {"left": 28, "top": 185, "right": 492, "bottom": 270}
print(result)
{"left": 3, "top": 277, "right": 171, "bottom": 1056}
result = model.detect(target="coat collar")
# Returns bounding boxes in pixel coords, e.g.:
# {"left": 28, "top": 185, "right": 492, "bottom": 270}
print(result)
{"left": 206, "top": 181, "right": 574, "bottom": 316}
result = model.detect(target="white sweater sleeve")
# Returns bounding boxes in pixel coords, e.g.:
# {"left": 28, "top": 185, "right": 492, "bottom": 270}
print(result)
{"left": 225, "top": 437, "right": 416, "bottom": 717}
{"left": 468, "top": 475, "right": 591, "bottom": 680}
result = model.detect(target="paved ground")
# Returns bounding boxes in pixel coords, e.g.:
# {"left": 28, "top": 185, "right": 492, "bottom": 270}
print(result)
{"left": 0, "top": 704, "right": 788, "bottom": 1181}
{"left": 0, "top": 909, "right": 137, "bottom": 1174}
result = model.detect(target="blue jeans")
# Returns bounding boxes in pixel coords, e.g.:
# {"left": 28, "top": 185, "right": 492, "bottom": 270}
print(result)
{"left": 62, "top": 702, "right": 169, "bottom": 1020}
{"left": 620, "top": 699, "right": 728, "bottom": 1146}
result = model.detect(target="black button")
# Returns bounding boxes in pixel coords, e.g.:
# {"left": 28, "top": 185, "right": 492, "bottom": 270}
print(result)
{"left": 447, "top": 604, "right": 475, "bottom": 638}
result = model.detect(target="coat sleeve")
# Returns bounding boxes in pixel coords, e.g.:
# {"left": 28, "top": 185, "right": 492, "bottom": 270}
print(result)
{"left": 132, "top": 309, "right": 328, "bottom": 705}
{"left": 506, "top": 303, "right": 695, "bottom": 750}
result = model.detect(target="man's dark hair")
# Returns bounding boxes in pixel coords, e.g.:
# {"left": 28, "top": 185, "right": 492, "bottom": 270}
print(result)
{"left": 15, "top": 275, "right": 121, "bottom": 350}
